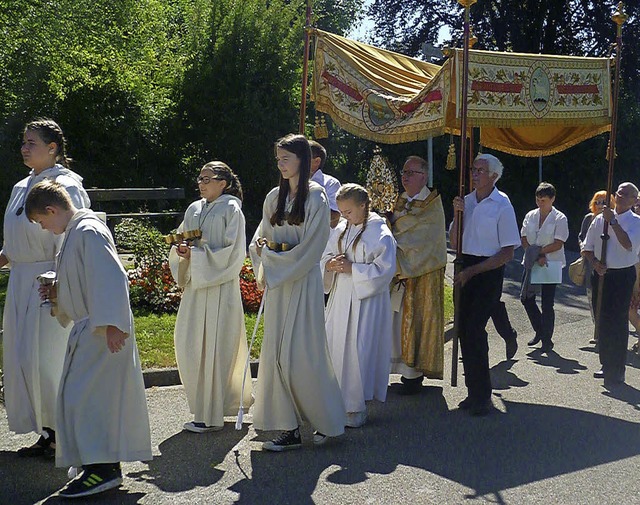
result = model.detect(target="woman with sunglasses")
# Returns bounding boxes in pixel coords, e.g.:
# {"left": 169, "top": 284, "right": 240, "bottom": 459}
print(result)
{"left": 579, "top": 191, "right": 613, "bottom": 330}
{"left": 169, "top": 161, "right": 252, "bottom": 433}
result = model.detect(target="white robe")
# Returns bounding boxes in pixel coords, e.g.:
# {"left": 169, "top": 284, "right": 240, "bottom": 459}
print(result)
{"left": 169, "top": 195, "right": 252, "bottom": 427}
{"left": 53, "top": 209, "right": 151, "bottom": 467}
{"left": 321, "top": 213, "right": 396, "bottom": 413}
{"left": 248, "top": 182, "right": 346, "bottom": 436}
{"left": 2, "top": 165, "right": 90, "bottom": 434}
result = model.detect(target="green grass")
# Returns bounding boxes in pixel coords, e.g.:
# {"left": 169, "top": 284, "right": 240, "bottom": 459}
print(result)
{"left": 0, "top": 281, "right": 452, "bottom": 370}
{"left": 133, "top": 311, "right": 265, "bottom": 368}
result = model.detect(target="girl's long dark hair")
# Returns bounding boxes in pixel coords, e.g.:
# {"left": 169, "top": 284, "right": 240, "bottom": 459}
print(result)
{"left": 270, "top": 134, "right": 311, "bottom": 226}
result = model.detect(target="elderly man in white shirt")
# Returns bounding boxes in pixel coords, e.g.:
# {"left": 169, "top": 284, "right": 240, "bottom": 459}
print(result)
{"left": 309, "top": 140, "right": 342, "bottom": 228}
{"left": 450, "top": 153, "right": 520, "bottom": 416}
{"left": 583, "top": 182, "right": 640, "bottom": 386}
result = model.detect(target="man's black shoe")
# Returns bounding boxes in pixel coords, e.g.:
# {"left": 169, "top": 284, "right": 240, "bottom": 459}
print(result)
{"left": 506, "top": 333, "right": 518, "bottom": 360}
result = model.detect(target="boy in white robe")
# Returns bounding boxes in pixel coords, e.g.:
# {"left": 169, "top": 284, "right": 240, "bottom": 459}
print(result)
{"left": 26, "top": 180, "right": 152, "bottom": 499}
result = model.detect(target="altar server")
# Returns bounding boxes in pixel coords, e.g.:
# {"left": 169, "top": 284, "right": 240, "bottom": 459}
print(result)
{"left": 249, "top": 133, "right": 346, "bottom": 451}
{"left": 322, "top": 184, "right": 396, "bottom": 428}
{"left": 169, "top": 161, "right": 252, "bottom": 432}
{"left": 1, "top": 119, "right": 90, "bottom": 458}
{"left": 26, "top": 180, "right": 151, "bottom": 498}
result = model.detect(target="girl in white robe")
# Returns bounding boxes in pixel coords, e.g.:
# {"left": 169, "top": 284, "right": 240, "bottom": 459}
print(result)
{"left": 249, "top": 134, "right": 346, "bottom": 451}
{"left": 25, "top": 180, "right": 152, "bottom": 498}
{"left": 321, "top": 184, "right": 397, "bottom": 428}
{"left": 169, "top": 161, "right": 252, "bottom": 432}
{"left": 1, "top": 119, "right": 90, "bottom": 458}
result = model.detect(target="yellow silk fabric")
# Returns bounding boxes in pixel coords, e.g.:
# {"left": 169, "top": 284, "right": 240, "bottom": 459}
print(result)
{"left": 401, "top": 269, "right": 445, "bottom": 378}
{"left": 312, "top": 30, "right": 612, "bottom": 156}
{"left": 391, "top": 191, "right": 447, "bottom": 378}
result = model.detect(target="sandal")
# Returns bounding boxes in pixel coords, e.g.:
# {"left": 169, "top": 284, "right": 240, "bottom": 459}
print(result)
{"left": 17, "top": 435, "right": 56, "bottom": 458}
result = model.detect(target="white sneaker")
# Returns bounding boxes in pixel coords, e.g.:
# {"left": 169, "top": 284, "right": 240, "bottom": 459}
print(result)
{"left": 312, "top": 431, "right": 329, "bottom": 446}
{"left": 345, "top": 411, "right": 367, "bottom": 428}
{"left": 183, "top": 421, "right": 223, "bottom": 433}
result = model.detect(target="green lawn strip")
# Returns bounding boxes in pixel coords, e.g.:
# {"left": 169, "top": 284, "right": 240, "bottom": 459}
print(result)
{"left": 1, "top": 282, "right": 451, "bottom": 370}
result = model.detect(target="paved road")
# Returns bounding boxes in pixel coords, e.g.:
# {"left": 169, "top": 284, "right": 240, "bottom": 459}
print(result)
{"left": 1, "top": 252, "right": 639, "bottom": 504}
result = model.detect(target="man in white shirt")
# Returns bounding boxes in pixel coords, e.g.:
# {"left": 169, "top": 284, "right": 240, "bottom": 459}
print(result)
{"left": 450, "top": 154, "right": 521, "bottom": 416}
{"left": 309, "top": 140, "right": 341, "bottom": 228}
{"left": 583, "top": 182, "right": 640, "bottom": 386}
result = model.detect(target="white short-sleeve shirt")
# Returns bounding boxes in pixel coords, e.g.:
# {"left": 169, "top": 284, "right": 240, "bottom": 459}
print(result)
{"left": 521, "top": 207, "right": 569, "bottom": 267}
{"left": 583, "top": 210, "right": 640, "bottom": 268}
{"left": 311, "top": 169, "right": 341, "bottom": 212}
{"left": 459, "top": 187, "right": 521, "bottom": 257}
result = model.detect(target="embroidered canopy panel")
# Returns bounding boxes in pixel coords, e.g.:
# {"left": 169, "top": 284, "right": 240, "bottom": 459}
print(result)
{"left": 312, "top": 30, "right": 612, "bottom": 156}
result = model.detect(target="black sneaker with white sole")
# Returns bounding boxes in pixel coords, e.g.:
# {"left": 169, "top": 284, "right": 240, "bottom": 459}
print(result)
{"left": 262, "top": 428, "right": 302, "bottom": 452}
{"left": 58, "top": 463, "right": 123, "bottom": 498}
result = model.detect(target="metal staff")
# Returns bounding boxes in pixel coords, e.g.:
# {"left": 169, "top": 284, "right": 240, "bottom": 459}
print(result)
{"left": 451, "top": 0, "right": 476, "bottom": 387}
{"left": 236, "top": 286, "right": 267, "bottom": 430}
{"left": 593, "top": 2, "right": 627, "bottom": 344}
{"left": 298, "top": 0, "right": 313, "bottom": 134}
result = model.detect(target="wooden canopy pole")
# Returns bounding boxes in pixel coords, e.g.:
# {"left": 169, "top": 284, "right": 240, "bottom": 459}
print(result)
{"left": 594, "top": 2, "right": 627, "bottom": 342}
{"left": 299, "top": 0, "right": 313, "bottom": 134}
{"left": 451, "top": 0, "right": 476, "bottom": 387}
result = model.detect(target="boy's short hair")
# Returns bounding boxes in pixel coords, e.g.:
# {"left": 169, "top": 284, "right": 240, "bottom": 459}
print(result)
{"left": 535, "top": 182, "right": 556, "bottom": 199}
{"left": 308, "top": 140, "right": 327, "bottom": 171}
{"left": 25, "top": 180, "right": 73, "bottom": 219}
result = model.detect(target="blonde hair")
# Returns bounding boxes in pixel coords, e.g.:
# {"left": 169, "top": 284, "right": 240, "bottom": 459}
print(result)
{"left": 25, "top": 180, "right": 73, "bottom": 219}
{"left": 336, "top": 183, "right": 370, "bottom": 254}
{"left": 588, "top": 190, "right": 613, "bottom": 214}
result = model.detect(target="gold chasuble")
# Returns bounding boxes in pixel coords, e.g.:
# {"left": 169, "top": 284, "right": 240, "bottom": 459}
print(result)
{"left": 391, "top": 190, "right": 447, "bottom": 378}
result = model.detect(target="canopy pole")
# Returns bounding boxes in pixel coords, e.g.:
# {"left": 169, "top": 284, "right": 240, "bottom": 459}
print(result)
{"left": 538, "top": 155, "right": 543, "bottom": 183}
{"left": 427, "top": 137, "right": 434, "bottom": 187}
{"left": 299, "top": 0, "right": 313, "bottom": 134}
{"left": 451, "top": 0, "right": 476, "bottom": 387}
{"left": 594, "top": 2, "right": 627, "bottom": 343}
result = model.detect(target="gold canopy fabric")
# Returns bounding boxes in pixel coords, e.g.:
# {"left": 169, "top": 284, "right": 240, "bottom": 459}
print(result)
{"left": 311, "top": 30, "right": 612, "bottom": 156}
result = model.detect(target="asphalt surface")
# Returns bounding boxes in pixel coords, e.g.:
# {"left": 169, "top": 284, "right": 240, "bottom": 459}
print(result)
{"left": 1, "top": 251, "right": 639, "bottom": 504}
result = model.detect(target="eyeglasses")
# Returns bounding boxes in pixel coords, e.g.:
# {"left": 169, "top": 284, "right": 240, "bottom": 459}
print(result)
{"left": 471, "top": 166, "right": 488, "bottom": 174}
{"left": 401, "top": 170, "right": 426, "bottom": 177}
{"left": 196, "top": 176, "right": 223, "bottom": 184}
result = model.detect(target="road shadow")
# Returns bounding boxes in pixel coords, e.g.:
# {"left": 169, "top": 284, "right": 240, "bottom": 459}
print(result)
{"left": 526, "top": 349, "right": 588, "bottom": 374}
{"left": 490, "top": 360, "right": 530, "bottom": 390}
{"left": 128, "top": 423, "right": 246, "bottom": 492}
{"left": 229, "top": 386, "right": 640, "bottom": 504}
{"left": 0, "top": 452, "right": 68, "bottom": 505}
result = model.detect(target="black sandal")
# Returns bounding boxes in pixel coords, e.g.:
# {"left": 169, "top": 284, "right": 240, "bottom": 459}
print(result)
{"left": 17, "top": 434, "right": 56, "bottom": 458}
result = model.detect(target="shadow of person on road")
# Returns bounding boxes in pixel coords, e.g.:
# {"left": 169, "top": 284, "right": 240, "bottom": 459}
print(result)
{"left": 601, "top": 382, "right": 640, "bottom": 411}
{"left": 128, "top": 423, "right": 246, "bottom": 493}
{"left": 228, "top": 385, "right": 640, "bottom": 504}
{"left": 0, "top": 452, "right": 67, "bottom": 505}
{"left": 490, "top": 360, "right": 529, "bottom": 390}
{"left": 526, "top": 348, "right": 588, "bottom": 374}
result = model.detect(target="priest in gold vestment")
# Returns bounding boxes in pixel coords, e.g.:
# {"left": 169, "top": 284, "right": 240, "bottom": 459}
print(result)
{"left": 390, "top": 156, "right": 447, "bottom": 394}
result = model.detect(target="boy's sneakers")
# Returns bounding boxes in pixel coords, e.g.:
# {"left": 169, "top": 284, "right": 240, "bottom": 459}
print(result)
{"left": 59, "top": 463, "right": 122, "bottom": 498}
{"left": 183, "top": 421, "right": 224, "bottom": 433}
{"left": 262, "top": 428, "right": 302, "bottom": 451}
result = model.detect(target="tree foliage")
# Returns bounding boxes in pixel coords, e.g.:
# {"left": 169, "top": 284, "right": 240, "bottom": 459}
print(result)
{"left": 0, "top": 0, "right": 364, "bottom": 235}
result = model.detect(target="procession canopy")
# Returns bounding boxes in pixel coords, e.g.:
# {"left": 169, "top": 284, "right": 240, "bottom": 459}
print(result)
{"left": 312, "top": 30, "right": 612, "bottom": 157}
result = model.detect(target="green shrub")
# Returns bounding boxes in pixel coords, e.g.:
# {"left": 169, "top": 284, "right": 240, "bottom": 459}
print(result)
{"left": 115, "top": 219, "right": 182, "bottom": 313}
